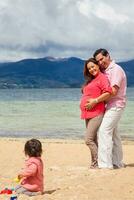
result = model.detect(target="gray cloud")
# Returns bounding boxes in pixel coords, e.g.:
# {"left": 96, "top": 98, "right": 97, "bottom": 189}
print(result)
{"left": 0, "top": 0, "right": 133, "bottom": 61}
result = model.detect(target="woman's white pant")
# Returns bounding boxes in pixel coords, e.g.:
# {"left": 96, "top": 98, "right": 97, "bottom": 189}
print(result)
{"left": 98, "top": 107, "right": 124, "bottom": 168}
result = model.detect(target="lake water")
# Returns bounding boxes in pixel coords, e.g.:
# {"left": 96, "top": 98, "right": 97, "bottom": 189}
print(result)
{"left": 0, "top": 88, "right": 133, "bottom": 139}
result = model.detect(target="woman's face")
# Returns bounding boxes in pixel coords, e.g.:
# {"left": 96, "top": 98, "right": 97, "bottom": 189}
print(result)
{"left": 87, "top": 62, "right": 100, "bottom": 77}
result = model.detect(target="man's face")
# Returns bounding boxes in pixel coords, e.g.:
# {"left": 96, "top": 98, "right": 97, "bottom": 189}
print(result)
{"left": 95, "top": 53, "right": 111, "bottom": 69}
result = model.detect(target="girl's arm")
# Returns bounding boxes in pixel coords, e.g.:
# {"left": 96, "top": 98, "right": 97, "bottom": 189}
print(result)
{"left": 18, "top": 163, "right": 37, "bottom": 178}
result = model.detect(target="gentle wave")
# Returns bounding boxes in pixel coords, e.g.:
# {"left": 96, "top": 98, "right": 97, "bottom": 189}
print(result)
{"left": 0, "top": 88, "right": 133, "bottom": 139}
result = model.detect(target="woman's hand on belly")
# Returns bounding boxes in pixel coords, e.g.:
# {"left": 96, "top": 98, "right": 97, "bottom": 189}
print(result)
{"left": 85, "top": 98, "right": 97, "bottom": 110}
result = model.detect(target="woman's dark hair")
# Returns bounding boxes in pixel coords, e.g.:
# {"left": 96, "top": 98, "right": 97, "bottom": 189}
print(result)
{"left": 81, "top": 58, "right": 99, "bottom": 93}
{"left": 93, "top": 48, "right": 109, "bottom": 59}
{"left": 24, "top": 139, "right": 42, "bottom": 157}
{"left": 83, "top": 57, "right": 98, "bottom": 80}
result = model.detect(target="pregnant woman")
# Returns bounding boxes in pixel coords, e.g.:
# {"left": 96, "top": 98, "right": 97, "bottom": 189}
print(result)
{"left": 80, "top": 58, "right": 112, "bottom": 169}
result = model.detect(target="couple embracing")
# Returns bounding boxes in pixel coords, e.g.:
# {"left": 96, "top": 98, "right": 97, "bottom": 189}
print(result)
{"left": 80, "top": 49, "right": 127, "bottom": 169}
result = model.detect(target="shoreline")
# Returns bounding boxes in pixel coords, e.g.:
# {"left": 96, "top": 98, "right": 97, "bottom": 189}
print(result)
{"left": 1, "top": 136, "right": 134, "bottom": 147}
{"left": 0, "top": 134, "right": 134, "bottom": 141}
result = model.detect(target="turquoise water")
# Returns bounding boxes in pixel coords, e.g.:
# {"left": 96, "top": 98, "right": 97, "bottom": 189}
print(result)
{"left": 0, "top": 88, "right": 133, "bottom": 139}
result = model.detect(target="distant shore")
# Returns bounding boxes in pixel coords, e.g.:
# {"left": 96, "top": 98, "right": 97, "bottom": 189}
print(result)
{"left": 0, "top": 137, "right": 134, "bottom": 200}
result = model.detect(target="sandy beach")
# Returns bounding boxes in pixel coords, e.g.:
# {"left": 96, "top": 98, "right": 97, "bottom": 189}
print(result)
{"left": 0, "top": 138, "right": 134, "bottom": 200}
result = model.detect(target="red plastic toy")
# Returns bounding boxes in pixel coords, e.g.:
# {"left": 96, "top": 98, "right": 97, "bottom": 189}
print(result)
{"left": 0, "top": 188, "right": 13, "bottom": 194}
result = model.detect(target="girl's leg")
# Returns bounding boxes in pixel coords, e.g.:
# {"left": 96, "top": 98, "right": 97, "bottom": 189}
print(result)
{"left": 15, "top": 185, "right": 41, "bottom": 196}
{"left": 15, "top": 185, "right": 28, "bottom": 194}
{"left": 22, "top": 190, "right": 42, "bottom": 196}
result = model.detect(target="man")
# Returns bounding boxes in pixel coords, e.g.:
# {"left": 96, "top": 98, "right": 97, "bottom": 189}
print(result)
{"left": 87, "top": 49, "right": 127, "bottom": 169}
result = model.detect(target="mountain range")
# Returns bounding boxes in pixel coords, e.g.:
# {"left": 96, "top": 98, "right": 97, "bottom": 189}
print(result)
{"left": 0, "top": 57, "right": 133, "bottom": 88}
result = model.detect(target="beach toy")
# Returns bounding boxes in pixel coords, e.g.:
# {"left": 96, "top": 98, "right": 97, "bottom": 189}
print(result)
{"left": 13, "top": 177, "right": 20, "bottom": 183}
{"left": 10, "top": 196, "right": 17, "bottom": 200}
{"left": 0, "top": 188, "right": 13, "bottom": 194}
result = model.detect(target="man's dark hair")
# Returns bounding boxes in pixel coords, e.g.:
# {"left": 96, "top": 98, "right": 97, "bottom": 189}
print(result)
{"left": 93, "top": 48, "right": 109, "bottom": 58}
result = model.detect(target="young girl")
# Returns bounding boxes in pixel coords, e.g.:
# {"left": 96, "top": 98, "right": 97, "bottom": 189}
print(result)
{"left": 15, "top": 139, "right": 44, "bottom": 196}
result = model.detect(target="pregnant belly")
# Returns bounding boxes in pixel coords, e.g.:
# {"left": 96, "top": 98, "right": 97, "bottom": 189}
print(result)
{"left": 80, "top": 96, "right": 90, "bottom": 111}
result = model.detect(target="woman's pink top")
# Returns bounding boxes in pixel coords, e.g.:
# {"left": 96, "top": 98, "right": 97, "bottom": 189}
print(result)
{"left": 20, "top": 157, "right": 44, "bottom": 192}
{"left": 80, "top": 72, "right": 112, "bottom": 119}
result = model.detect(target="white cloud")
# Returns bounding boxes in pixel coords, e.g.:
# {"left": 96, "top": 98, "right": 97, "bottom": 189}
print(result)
{"left": 0, "top": 0, "right": 133, "bottom": 62}
{"left": 77, "top": 0, "right": 92, "bottom": 17}
{"left": 94, "top": 2, "right": 130, "bottom": 25}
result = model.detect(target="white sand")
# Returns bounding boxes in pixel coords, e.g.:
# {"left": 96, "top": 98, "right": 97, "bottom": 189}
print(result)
{"left": 0, "top": 138, "right": 134, "bottom": 200}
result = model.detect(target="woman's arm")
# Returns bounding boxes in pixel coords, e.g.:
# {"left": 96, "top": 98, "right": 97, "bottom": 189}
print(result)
{"left": 85, "top": 92, "right": 111, "bottom": 110}
{"left": 85, "top": 84, "right": 119, "bottom": 110}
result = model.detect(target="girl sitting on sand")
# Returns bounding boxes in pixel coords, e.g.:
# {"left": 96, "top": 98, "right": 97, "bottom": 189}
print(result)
{"left": 15, "top": 138, "right": 44, "bottom": 196}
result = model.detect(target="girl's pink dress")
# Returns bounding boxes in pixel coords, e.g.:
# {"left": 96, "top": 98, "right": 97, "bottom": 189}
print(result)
{"left": 20, "top": 157, "right": 44, "bottom": 192}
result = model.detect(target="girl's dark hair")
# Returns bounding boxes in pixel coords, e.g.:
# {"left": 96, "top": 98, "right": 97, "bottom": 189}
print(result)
{"left": 81, "top": 58, "right": 98, "bottom": 93}
{"left": 24, "top": 139, "right": 42, "bottom": 157}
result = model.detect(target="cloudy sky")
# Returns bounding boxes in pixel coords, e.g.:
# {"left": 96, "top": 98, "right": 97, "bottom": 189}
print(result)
{"left": 0, "top": 0, "right": 134, "bottom": 62}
